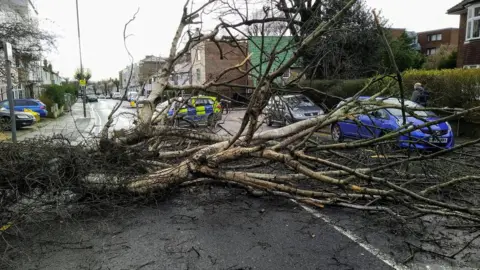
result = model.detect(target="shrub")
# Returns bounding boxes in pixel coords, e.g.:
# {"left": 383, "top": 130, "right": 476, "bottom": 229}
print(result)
{"left": 39, "top": 95, "right": 55, "bottom": 117}
{"left": 63, "top": 84, "right": 77, "bottom": 96}
{"left": 43, "top": 85, "right": 66, "bottom": 108}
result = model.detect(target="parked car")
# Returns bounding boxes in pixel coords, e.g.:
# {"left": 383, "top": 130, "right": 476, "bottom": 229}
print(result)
{"left": 86, "top": 95, "right": 98, "bottom": 102}
{"left": 112, "top": 93, "right": 122, "bottom": 99}
{"left": 98, "top": 94, "right": 106, "bottom": 99}
{"left": 264, "top": 94, "right": 325, "bottom": 126}
{"left": 167, "top": 96, "right": 222, "bottom": 127}
{"left": 0, "top": 107, "right": 36, "bottom": 130}
{"left": 330, "top": 96, "right": 454, "bottom": 150}
{"left": 0, "top": 99, "right": 48, "bottom": 117}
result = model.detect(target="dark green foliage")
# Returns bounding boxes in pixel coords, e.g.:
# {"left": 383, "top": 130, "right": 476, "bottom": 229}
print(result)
{"left": 43, "top": 85, "right": 66, "bottom": 108}
{"left": 385, "top": 32, "right": 425, "bottom": 72}
{"left": 438, "top": 51, "right": 458, "bottom": 70}
{"left": 293, "top": 0, "right": 383, "bottom": 80}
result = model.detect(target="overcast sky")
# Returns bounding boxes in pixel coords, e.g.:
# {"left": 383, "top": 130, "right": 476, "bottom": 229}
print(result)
{"left": 33, "top": 0, "right": 460, "bottom": 81}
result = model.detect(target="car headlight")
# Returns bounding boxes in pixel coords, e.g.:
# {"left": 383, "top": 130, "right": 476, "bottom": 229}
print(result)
{"left": 16, "top": 115, "right": 29, "bottom": 119}
{"left": 293, "top": 112, "right": 303, "bottom": 118}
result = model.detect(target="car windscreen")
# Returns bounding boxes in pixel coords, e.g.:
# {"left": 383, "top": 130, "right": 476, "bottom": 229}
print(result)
{"left": 384, "top": 101, "right": 436, "bottom": 118}
{"left": 284, "top": 96, "right": 314, "bottom": 107}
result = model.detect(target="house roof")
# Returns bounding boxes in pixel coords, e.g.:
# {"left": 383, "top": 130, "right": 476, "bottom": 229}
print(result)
{"left": 447, "top": 0, "right": 480, "bottom": 14}
{"left": 416, "top": 27, "right": 459, "bottom": 34}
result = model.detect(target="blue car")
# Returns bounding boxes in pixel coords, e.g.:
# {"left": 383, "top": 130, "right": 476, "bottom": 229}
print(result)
{"left": 331, "top": 97, "right": 454, "bottom": 150}
{"left": 0, "top": 99, "right": 48, "bottom": 117}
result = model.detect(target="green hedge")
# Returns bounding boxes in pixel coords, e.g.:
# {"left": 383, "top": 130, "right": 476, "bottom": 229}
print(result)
{"left": 402, "top": 69, "right": 480, "bottom": 110}
{"left": 298, "top": 68, "right": 480, "bottom": 123}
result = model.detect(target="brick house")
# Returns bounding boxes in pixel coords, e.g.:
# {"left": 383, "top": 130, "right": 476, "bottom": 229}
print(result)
{"left": 388, "top": 28, "right": 421, "bottom": 51}
{"left": 390, "top": 28, "right": 408, "bottom": 39}
{"left": 191, "top": 39, "right": 248, "bottom": 100}
{"left": 416, "top": 28, "right": 459, "bottom": 56}
{"left": 448, "top": 0, "right": 480, "bottom": 68}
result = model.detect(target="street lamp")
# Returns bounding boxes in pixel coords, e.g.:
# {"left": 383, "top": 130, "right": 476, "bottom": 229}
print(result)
{"left": 75, "top": 0, "right": 86, "bottom": 117}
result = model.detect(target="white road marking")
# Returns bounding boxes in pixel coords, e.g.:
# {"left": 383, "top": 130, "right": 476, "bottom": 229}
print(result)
{"left": 295, "top": 202, "right": 409, "bottom": 270}
{"left": 90, "top": 102, "right": 103, "bottom": 135}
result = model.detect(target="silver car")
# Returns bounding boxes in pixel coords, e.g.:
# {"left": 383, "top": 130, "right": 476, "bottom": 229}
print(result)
{"left": 265, "top": 94, "right": 325, "bottom": 126}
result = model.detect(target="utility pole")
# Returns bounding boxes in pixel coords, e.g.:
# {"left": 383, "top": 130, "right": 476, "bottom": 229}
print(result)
{"left": 75, "top": 0, "right": 86, "bottom": 117}
{"left": 3, "top": 41, "right": 17, "bottom": 143}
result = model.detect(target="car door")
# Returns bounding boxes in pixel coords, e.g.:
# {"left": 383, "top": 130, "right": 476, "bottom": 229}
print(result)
{"left": 335, "top": 101, "right": 362, "bottom": 138}
{"left": 203, "top": 98, "right": 215, "bottom": 116}
{"left": 14, "top": 100, "right": 28, "bottom": 112}
{"left": 357, "top": 109, "right": 389, "bottom": 138}
{"left": 193, "top": 98, "right": 208, "bottom": 122}
{"left": 25, "top": 100, "right": 40, "bottom": 113}
{"left": 182, "top": 98, "right": 197, "bottom": 122}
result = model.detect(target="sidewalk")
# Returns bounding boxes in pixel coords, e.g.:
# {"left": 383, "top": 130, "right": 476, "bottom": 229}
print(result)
{"left": 15, "top": 101, "right": 95, "bottom": 144}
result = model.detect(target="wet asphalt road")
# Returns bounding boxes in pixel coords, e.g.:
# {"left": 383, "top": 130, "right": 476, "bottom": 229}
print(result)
{"left": 5, "top": 188, "right": 393, "bottom": 270}
{"left": 89, "top": 98, "right": 135, "bottom": 135}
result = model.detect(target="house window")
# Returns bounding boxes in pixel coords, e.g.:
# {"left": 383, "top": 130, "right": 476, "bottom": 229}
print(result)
{"left": 426, "top": 48, "right": 437, "bottom": 55}
{"left": 197, "top": 50, "right": 201, "bottom": 61}
{"left": 467, "top": 4, "right": 480, "bottom": 41}
{"left": 282, "top": 68, "right": 291, "bottom": 78}
{"left": 196, "top": 68, "right": 201, "bottom": 81}
{"left": 427, "top": 34, "right": 442, "bottom": 41}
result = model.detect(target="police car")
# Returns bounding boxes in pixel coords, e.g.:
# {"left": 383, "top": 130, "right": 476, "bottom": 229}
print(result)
{"left": 167, "top": 96, "right": 222, "bottom": 127}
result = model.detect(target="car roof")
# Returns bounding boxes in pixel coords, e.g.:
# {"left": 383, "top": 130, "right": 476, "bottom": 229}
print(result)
{"left": 279, "top": 94, "right": 305, "bottom": 98}
{"left": 343, "top": 96, "right": 421, "bottom": 107}
{"left": 193, "top": 96, "right": 216, "bottom": 100}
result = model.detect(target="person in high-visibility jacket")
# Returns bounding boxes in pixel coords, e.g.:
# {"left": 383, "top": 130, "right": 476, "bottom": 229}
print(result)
{"left": 167, "top": 96, "right": 222, "bottom": 126}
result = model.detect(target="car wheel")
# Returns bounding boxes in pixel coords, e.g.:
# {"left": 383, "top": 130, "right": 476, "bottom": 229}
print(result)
{"left": 207, "top": 114, "right": 215, "bottom": 128}
{"left": 331, "top": 123, "right": 344, "bottom": 142}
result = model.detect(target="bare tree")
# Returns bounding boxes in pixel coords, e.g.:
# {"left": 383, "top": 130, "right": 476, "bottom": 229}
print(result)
{"left": 111, "top": 78, "right": 120, "bottom": 92}
{"left": 3, "top": 1, "right": 480, "bottom": 267}
{"left": 247, "top": 6, "right": 287, "bottom": 36}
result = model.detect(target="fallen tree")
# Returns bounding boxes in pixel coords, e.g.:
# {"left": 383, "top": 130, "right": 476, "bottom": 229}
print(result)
{"left": 2, "top": 0, "right": 480, "bottom": 266}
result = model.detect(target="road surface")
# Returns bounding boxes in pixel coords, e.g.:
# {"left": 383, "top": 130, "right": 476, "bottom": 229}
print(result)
{"left": 6, "top": 187, "right": 395, "bottom": 270}
{"left": 89, "top": 99, "right": 277, "bottom": 138}
{"left": 89, "top": 98, "right": 136, "bottom": 135}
